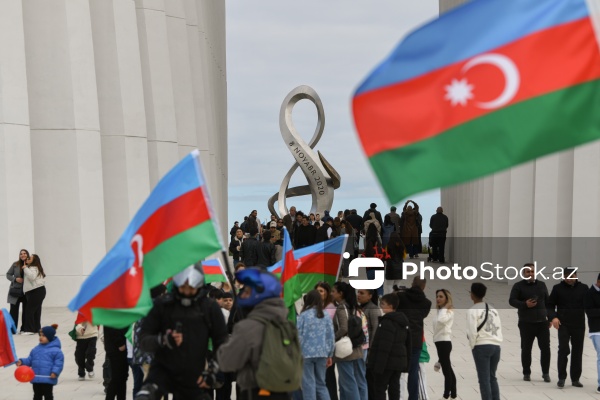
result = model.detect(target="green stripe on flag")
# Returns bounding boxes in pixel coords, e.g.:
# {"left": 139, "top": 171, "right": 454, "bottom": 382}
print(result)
{"left": 91, "top": 278, "right": 152, "bottom": 328}
{"left": 370, "top": 79, "right": 600, "bottom": 203}
{"left": 143, "top": 220, "right": 221, "bottom": 286}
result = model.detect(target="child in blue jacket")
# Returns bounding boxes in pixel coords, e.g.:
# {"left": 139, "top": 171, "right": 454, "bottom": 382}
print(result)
{"left": 17, "top": 324, "right": 64, "bottom": 400}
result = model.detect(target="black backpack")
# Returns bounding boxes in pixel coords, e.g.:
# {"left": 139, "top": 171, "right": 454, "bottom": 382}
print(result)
{"left": 346, "top": 307, "right": 366, "bottom": 348}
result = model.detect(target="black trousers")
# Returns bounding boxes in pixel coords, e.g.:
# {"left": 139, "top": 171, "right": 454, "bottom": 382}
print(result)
{"left": 145, "top": 363, "right": 211, "bottom": 400}
{"left": 430, "top": 233, "right": 446, "bottom": 262}
{"left": 435, "top": 341, "right": 457, "bottom": 397}
{"left": 75, "top": 337, "right": 97, "bottom": 377}
{"left": 24, "top": 286, "right": 45, "bottom": 333}
{"left": 518, "top": 321, "right": 550, "bottom": 375}
{"left": 106, "top": 350, "right": 129, "bottom": 400}
{"left": 9, "top": 295, "right": 27, "bottom": 331}
{"left": 325, "top": 363, "right": 338, "bottom": 400}
{"left": 33, "top": 383, "right": 53, "bottom": 400}
{"left": 373, "top": 370, "right": 400, "bottom": 400}
{"left": 557, "top": 324, "right": 585, "bottom": 381}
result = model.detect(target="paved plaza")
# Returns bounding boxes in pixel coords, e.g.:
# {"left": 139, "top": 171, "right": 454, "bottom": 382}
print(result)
{"left": 2, "top": 268, "right": 600, "bottom": 399}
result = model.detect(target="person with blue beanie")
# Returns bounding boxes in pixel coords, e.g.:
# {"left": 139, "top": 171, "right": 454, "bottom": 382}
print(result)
{"left": 16, "top": 323, "right": 65, "bottom": 400}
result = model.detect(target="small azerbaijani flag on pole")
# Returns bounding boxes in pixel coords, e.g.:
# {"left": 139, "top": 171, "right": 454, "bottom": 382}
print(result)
{"left": 0, "top": 309, "right": 18, "bottom": 367}
{"left": 69, "top": 150, "right": 223, "bottom": 328}
{"left": 353, "top": 0, "right": 600, "bottom": 203}
{"left": 201, "top": 258, "right": 229, "bottom": 284}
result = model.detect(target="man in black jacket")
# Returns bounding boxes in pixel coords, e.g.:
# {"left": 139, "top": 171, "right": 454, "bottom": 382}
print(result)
{"left": 256, "top": 231, "right": 277, "bottom": 268}
{"left": 509, "top": 263, "right": 551, "bottom": 382}
{"left": 368, "top": 293, "right": 411, "bottom": 400}
{"left": 104, "top": 326, "right": 129, "bottom": 400}
{"left": 547, "top": 267, "right": 588, "bottom": 389}
{"left": 240, "top": 227, "right": 260, "bottom": 266}
{"left": 395, "top": 277, "right": 431, "bottom": 400}
{"left": 136, "top": 265, "right": 228, "bottom": 400}
{"left": 294, "top": 216, "right": 317, "bottom": 249}
{"left": 362, "top": 203, "right": 383, "bottom": 229}
{"left": 584, "top": 273, "right": 600, "bottom": 394}
{"left": 429, "top": 207, "right": 449, "bottom": 263}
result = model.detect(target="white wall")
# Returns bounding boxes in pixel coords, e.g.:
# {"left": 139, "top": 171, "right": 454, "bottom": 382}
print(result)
{"left": 1, "top": 0, "right": 227, "bottom": 307}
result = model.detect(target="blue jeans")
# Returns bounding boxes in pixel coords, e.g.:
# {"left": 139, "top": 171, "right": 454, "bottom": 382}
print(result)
{"left": 407, "top": 347, "right": 421, "bottom": 400}
{"left": 472, "top": 344, "right": 501, "bottom": 400}
{"left": 302, "top": 358, "right": 330, "bottom": 400}
{"left": 591, "top": 335, "right": 600, "bottom": 387}
{"left": 337, "top": 359, "right": 368, "bottom": 400}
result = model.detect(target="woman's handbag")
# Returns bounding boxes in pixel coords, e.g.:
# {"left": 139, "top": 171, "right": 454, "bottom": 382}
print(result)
{"left": 8, "top": 285, "right": 23, "bottom": 298}
{"left": 334, "top": 336, "right": 353, "bottom": 358}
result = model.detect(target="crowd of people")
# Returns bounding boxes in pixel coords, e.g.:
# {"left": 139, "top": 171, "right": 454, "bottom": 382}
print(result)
{"left": 9, "top": 202, "right": 600, "bottom": 400}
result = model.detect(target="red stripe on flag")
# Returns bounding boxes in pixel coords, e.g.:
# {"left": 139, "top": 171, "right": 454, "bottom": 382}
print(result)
{"left": 203, "top": 265, "right": 223, "bottom": 275}
{"left": 297, "top": 253, "right": 342, "bottom": 276}
{"left": 354, "top": 17, "right": 600, "bottom": 157}
{"left": 137, "top": 187, "right": 210, "bottom": 253}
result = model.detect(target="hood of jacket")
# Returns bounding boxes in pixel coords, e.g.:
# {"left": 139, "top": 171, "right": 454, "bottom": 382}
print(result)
{"left": 45, "top": 337, "right": 62, "bottom": 350}
{"left": 380, "top": 311, "right": 409, "bottom": 327}
{"left": 248, "top": 297, "right": 288, "bottom": 321}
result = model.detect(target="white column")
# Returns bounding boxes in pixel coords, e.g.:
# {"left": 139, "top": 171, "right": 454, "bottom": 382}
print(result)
{"left": 0, "top": 0, "right": 35, "bottom": 272}
{"left": 165, "top": 0, "right": 199, "bottom": 159}
{"left": 571, "top": 142, "right": 600, "bottom": 283}
{"left": 135, "top": 0, "right": 179, "bottom": 186}
{"left": 533, "top": 151, "right": 573, "bottom": 271}
{"left": 491, "top": 171, "right": 511, "bottom": 273}
{"left": 23, "top": 0, "right": 106, "bottom": 306}
{"left": 89, "top": 0, "right": 151, "bottom": 250}
{"left": 481, "top": 176, "right": 494, "bottom": 268}
{"left": 507, "top": 163, "right": 535, "bottom": 269}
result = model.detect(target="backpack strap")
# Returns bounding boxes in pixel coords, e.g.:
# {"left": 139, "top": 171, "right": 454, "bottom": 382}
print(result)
{"left": 476, "top": 303, "right": 489, "bottom": 332}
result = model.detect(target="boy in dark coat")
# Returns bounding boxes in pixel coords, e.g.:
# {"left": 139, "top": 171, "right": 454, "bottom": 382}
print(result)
{"left": 367, "top": 294, "right": 411, "bottom": 400}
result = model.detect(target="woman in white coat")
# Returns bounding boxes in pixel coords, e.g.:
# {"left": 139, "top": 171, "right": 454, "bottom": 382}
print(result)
{"left": 22, "top": 253, "right": 46, "bottom": 334}
{"left": 433, "top": 289, "right": 457, "bottom": 399}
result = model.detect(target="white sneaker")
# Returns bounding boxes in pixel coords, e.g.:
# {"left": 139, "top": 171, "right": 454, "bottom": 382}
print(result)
{"left": 78, "top": 376, "right": 85, "bottom": 381}
{"left": 88, "top": 371, "right": 94, "bottom": 378}
{"left": 434, "top": 362, "right": 441, "bottom": 372}
{"left": 21, "top": 332, "right": 34, "bottom": 336}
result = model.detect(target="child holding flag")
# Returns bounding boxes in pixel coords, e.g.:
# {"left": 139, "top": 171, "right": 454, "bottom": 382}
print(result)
{"left": 16, "top": 324, "right": 64, "bottom": 400}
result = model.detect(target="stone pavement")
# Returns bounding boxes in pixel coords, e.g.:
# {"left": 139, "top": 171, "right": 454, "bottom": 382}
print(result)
{"left": 2, "top": 266, "right": 600, "bottom": 399}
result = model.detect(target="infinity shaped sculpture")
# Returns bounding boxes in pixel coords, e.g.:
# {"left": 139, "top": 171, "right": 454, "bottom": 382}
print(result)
{"left": 267, "top": 85, "right": 341, "bottom": 218}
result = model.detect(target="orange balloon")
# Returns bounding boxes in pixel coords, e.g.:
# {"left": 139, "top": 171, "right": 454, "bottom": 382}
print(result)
{"left": 14, "top": 365, "right": 35, "bottom": 383}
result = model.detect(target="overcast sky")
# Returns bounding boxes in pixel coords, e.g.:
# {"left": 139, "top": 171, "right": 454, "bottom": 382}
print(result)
{"left": 226, "top": 1, "right": 440, "bottom": 230}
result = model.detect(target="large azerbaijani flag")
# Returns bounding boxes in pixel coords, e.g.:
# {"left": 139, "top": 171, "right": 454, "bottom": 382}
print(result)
{"left": 353, "top": 0, "right": 600, "bottom": 203}
{"left": 69, "top": 150, "right": 223, "bottom": 327}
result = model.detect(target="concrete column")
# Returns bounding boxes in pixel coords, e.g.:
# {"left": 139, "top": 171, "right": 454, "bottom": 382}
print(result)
{"left": 533, "top": 151, "right": 573, "bottom": 271}
{"left": 490, "top": 171, "right": 511, "bottom": 272}
{"left": 571, "top": 142, "right": 600, "bottom": 283}
{"left": 0, "top": 0, "right": 35, "bottom": 274}
{"left": 89, "top": 0, "right": 151, "bottom": 249}
{"left": 165, "top": 0, "right": 199, "bottom": 159}
{"left": 23, "top": 0, "right": 106, "bottom": 306}
{"left": 481, "top": 176, "right": 494, "bottom": 267}
{"left": 135, "top": 0, "right": 179, "bottom": 186}
{"left": 507, "top": 163, "right": 535, "bottom": 268}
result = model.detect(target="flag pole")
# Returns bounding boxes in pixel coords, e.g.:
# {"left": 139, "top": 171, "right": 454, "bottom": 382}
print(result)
{"left": 335, "top": 234, "right": 349, "bottom": 281}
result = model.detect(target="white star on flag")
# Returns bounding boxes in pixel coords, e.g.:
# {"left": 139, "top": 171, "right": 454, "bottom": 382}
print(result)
{"left": 444, "top": 78, "right": 474, "bottom": 106}
{"left": 129, "top": 266, "right": 137, "bottom": 277}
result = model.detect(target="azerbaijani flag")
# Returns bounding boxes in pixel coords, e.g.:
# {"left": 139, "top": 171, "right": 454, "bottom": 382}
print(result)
{"left": 201, "top": 258, "right": 229, "bottom": 284}
{"left": 353, "top": 0, "right": 600, "bottom": 203}
{"left": 69, "top": 150, "right": 223, "bottom": 328}
{"left": 280, "top": 228, "right": 297, "bottom": 310}
{"left": 293, "top": 235, "right": 347, "bottom": 296}
{"left": 0, "top": 309, "right": 18, "bottom": 367}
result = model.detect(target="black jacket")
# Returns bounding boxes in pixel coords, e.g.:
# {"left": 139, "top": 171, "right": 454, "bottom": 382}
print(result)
{"left": 256, "top": 241, "right": 276, "bottom": 267}
{"left": 295, "top": 224, "right": 317, "bottom": 249}
{"left": 104, "top": 326, "right": 128, "bottom": 354}
{"left": 367, "top": 311, "right": 411, "bottom": 374}
{"left": 585, "top": 285, "right": 600, "bottom": 333}
{"left": 139, "top": 291, "right": 228, "bottom": 382}
{"left": 509, "top": 280, "right": 549, "bottom": 323}
{"left": 229, "top": 238, "right": 243, "bottom": 260}
{"left": 240, "top": 237, "right": 260, "bottom": 266}
{"left": 345, "top": 214, "right": 363, "bottom": 231}
{"left": 429, "top": 213, "right": 448, "bottom": 234}
{"left": 396, "top": 287, "right": 431, "bottom": 348}
{"left": 315, "top": 225, "right": 330, "bottom": 243}
{"left": 547, "top": 280, "right": 588, "bottom": 328}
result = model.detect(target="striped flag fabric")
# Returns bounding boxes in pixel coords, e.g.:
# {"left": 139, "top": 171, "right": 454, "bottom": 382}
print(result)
{"left": 353, "top": 0, "right": 600, "bottom": 203}
{"left": 0, "top": 309, "right": 18, "bottom": 367}
{"left": 201, "top": 258, "right": 229, "bottom": 284}
{"left": 68, "top": 150, "right": 223, "bottom": 328}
